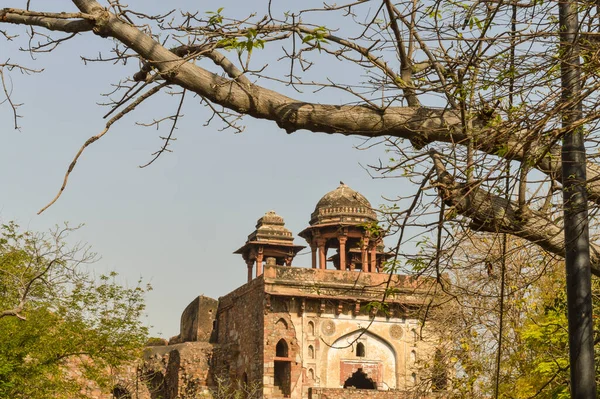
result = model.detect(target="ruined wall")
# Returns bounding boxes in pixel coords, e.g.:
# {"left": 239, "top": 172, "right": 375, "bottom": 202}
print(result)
{"left": 264, "top": 296, "right": 303, "bottom": 399}
{"left": 214, "top": 277, "right": 265, "bottom": 391}
{"left": 63, "top": 357, "right": 151, "bottom": 399}
{"left": 178, "top": 295, "right": 218, "bottom": 343}
{"left": 143, "top": 341, "right": 214, "bottom": 399}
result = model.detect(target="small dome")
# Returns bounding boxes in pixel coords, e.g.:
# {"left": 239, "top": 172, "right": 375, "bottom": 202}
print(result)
{"left": 309, "top": 183, "right": 377, "bottom": 226}
{"left": 247, "top": 211, "right": 294, "bottom": 244}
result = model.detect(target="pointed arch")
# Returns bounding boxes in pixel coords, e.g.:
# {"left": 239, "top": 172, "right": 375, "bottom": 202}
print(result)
{"left": 329, "top": 329, "right": 397, "bottom": 358}
{"left": 276, "top": 318, "right": 288, "bottom": 329}
{"left": 356, "top": 342, "right": 366, "bottom": 357}
{"left": 326, "top": 329, "right": 397, "bottom": 389}
{"left": 307, "top": 320, "right": 315, "bottom": 336}
{"left": 276, "top": 338, "right": 289, "bottom": 357}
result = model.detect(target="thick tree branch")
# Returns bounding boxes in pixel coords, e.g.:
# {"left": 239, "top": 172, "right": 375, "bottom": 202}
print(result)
{"left": 430, "top": 151, "right": 600, "bottom": 277}
{"left": 0, "top": 8, "right": 94, "bottom": 32}
{"left": 4, "top": 2, "right": 600, "bottom": 211}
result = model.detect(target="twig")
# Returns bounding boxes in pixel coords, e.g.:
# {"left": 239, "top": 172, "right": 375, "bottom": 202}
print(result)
{"left": 38, "top": 82, "right": 168, "bottom": 214}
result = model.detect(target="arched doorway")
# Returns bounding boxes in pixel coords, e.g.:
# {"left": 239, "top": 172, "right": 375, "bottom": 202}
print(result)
{"left": 274, "top": 339, "right": 291, "bottom": 397}
{"left": 326, "top": 329, "right": 396, "bottom": 388}
{"left": 343, "top": 368, "right": 376, "bottom": 389}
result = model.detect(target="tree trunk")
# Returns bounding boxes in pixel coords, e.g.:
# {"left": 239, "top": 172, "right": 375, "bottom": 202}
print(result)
{"left": 559, "top": 1, "right": 597, "bottom": 396}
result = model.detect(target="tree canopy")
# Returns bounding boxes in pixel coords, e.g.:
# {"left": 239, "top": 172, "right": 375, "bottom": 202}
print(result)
{"left": 0, "top": 222, "right": 149, "bottom": 399}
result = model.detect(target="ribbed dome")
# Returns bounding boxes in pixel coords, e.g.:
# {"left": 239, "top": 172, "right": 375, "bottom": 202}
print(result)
{"left": 309, "top": 182, "right": 377, "bottom": 226}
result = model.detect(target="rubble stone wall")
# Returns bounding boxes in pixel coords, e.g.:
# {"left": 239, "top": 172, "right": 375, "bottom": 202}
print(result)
{"left": 263, "top": 296, "right": 303, "bottom": 399}
{"left": 179, "top": 295, "right": 219, "bottom": 343}
{"left": 215, "top": 277, "right": 265, "bottom": 390}
{"left": 143, "top": 341, "right": 214, "bottom": 399}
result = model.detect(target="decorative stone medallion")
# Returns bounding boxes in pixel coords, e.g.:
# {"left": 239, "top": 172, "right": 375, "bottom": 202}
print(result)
{"left": 389, "top": 324, "right": 404, "bottom": 339}
{"left": 321, "top": 320, "right": 336, "bottom": 336}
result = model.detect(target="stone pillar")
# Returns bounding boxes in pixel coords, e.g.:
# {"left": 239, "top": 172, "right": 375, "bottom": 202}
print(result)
{"left": 361, "top": 238, "right": 369, "bottom": 271}
{"left": 338, "top": 236, "right": 347, "bottom": 271}
{"left": 256, "top": 247, "right": 264, "bottom": 277}
{"left": 370, "top": 245, "right": 377, "bottom": 273}
{"left": 310, "top": 243, "right": 317, "bottom": 269}
{"left": 317, "top": 238, "right": 327, "bottom": 270}
{"left": 246, "top": 260, "right": 253, "bottom": 283}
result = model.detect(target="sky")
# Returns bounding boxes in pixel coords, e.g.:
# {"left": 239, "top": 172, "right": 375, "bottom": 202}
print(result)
{"left": 0, "top": 0, "right": 420, "bottom": 338}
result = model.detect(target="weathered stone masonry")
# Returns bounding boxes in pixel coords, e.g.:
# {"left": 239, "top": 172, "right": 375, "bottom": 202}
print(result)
{"left": 89, "top": 183, "right": 445, "bottom": 399}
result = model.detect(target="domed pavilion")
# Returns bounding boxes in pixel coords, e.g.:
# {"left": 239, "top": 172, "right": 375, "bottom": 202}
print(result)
{"left": 234, "top": 211, "right": 305, "bottom": 282}
{"left": 298, "top": 182, "right": 388, "bottom": 272}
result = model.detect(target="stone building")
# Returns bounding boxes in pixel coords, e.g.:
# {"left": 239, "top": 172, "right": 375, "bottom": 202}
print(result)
{"left": 104, "top": 183, "right": 444, "bottom": 399}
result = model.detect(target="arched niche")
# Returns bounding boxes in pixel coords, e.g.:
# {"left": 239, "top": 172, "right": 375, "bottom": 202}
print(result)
{"left": 325, "top": 329, "right": 397, "bottom": 389}
{"left": 307, "top": 320, "right": 315, "bottom": 336}
{"left": 308, "top": 345, "right": 315, "bottom": 359}
{"left": 276, "top": 338, "right": 289, "bottom": 357}
{"left": 356, "top": 342, "right": 366, "bottom": 357}
{"left": 276, "top": 318, "right": 289, "bottom": 329}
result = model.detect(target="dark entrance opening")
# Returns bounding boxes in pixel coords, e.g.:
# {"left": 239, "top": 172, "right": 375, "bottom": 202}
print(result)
{"left": 276, "top": 339, "right": 289, "bottom": 357}
{"left": 112, "top": 386, "right": 131, "bottom": 399}
{"left": 343, "top": 368, "right": 376, "bottom": 390}
{"left": 274, "top": 360, "right": 291, "bottom": 397}
{"left": 274, "top": 339, "right": 291, "bottom": 397}
{"left": 356, "top": 342, "right": 365, "bottom": 357}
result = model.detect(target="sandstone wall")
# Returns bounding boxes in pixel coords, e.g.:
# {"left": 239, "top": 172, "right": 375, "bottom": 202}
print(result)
{"left": 179, "top": 295, "right": 218, "bottom": 343}
{"left": 215, "top": 277, "right": 266, "bottom": 391}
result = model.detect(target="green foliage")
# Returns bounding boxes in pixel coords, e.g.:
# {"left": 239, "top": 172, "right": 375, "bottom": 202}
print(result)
{"left": 496, "top": 273, "right": 600, "bottom": 399}
{"left": 301, "top": 27, "right": 329, "bottom": 51}
{"left": 219, "top": 29, "right": 265, "bottom": 54}
{"left": 206, "top": 7, "right": 225, "bottom": 26}
{"left": 437, "top": 234, "right": 600, "bottom": 399}
{"left": 359, "top": 221, "right": 384, "bottom": 239}
{"left": 0, "top": 223, "right": 150, "bottom": 399}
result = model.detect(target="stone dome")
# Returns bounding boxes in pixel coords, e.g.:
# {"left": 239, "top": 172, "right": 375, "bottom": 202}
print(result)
{"left": 309, "top": 182, "right": 377, "bottom": 226}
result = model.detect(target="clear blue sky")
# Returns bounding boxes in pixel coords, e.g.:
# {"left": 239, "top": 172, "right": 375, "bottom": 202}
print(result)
{"left": 1, "top": 0, "right": 419, "bottom": 338}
